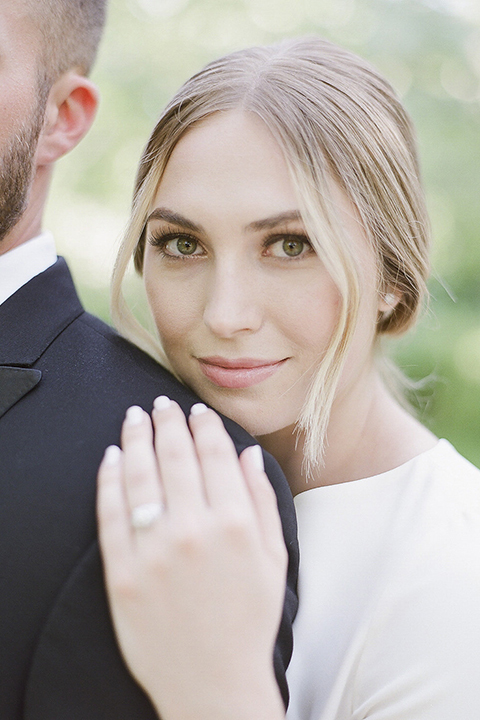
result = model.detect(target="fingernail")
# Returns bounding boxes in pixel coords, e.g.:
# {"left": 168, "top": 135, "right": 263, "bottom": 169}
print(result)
{"left": 154, "top": 395, "right": 171, "bottom": 411}
{"left": 104, "top": 445, "right": 121, "bottom": 465}
{"left": 190, "top": 402, "right": 209, "bottom": 416}
{"left": 250, "top": 444, "right": 264, "bottom": 471}
{"left": 125, "top": 405, "right": 144, "bottom": 425}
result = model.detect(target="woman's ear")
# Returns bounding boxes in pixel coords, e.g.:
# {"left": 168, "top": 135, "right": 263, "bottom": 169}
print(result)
{"left": 35, "top": 72, "right": 99, "bottom": 166}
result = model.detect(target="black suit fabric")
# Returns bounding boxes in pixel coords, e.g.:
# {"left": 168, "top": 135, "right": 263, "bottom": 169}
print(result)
{"left": 0, "top": 258, "right": 299, "bottom": 719}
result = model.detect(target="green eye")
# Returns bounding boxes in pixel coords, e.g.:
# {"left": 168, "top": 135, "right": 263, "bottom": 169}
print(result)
{"left": 282, "top": 237, "right": 304, "bottom": 257}
{"left": 176, "top": 237, "right": 198, "bottom": 255}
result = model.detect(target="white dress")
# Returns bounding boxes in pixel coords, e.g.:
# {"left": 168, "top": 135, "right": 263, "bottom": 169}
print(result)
{"left": 286, "top": 440, "right": 480, "bottom": 720}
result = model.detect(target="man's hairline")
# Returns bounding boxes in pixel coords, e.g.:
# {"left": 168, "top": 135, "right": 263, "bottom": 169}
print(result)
{"left": 22, "top": 0, "right": 96, "bottom": 93}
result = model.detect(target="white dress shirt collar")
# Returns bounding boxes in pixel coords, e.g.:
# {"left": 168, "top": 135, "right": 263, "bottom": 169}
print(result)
{"left": 0, "top": 231, "right": 57, "bottom": 306}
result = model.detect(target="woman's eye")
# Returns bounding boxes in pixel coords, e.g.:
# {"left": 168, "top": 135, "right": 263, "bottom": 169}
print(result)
{"left": 268, "top": 235, "right": 310, "bottom": 258}
{"left": 282, "top": 237, "right": 304, "bottom": 257}
{"left": 149, "top": 232, "right": 203, "bottom": 257}
{"left": 167, "top": 237, "right": 200, "bottom": 255}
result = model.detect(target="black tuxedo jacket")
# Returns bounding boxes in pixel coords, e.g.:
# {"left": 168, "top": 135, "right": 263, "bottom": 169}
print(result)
{"left": 0, "top": 259, "right": 299, "bottom": 719}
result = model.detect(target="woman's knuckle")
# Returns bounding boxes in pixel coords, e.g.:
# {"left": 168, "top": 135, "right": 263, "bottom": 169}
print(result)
{"left": 172, "top": 519, "right": 209, "bottom": 554}
{"left": 219, "top": 512, "right": 251, "bottom": 541}
{"left": 98, "top": 502, "right": 118, "bottom": 525}
{"left": 126, "top": 464, "right": 151, "bottom": 487}
{"left": 199, "top": 433, "right": 233, "bottom": 459}
{"left": 161, "top": 440, "right": 189, "bottom": 464}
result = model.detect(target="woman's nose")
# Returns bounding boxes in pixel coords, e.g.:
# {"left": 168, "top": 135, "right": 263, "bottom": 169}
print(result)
{"left": 203, "top": 266, "right": 263, "bottom": 338}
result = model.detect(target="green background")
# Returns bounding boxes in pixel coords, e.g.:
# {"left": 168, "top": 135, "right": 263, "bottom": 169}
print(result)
{"left": 45, "top": 0, "right": 480, "bottom": 467}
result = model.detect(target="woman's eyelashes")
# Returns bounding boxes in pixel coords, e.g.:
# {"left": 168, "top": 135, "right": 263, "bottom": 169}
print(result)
{"left": 147, "top": 227, "right": 314, "bottom": 260}
{"left": 263, "top": 233, "right": 313, "bottom": 259}
{"left": 148, "top": 230, "right": 204, "bottom": 258}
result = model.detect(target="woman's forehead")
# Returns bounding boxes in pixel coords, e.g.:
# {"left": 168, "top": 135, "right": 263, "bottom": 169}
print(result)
{"left": 161, "top": 110, "right": 283, "bottom": 173}
{"left": 153, "top": 111, "right": 298, "bottom": 216}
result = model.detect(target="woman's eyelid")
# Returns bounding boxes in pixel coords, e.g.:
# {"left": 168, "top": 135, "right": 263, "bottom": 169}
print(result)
{"left": 263, "top": 227, "right": 311, "bottom": 244}
{"left": 148, "top": 225, "right": 206, "bottom": 256}
{"left": 148, "top": 222, "right": 199, "bottom": 243}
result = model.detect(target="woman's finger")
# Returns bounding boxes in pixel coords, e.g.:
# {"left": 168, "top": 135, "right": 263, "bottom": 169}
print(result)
{"left": 97, "top": 445, "right": 132, "bottom": 576}
{"left": 152, "top": 397, "right": 206, "bottom": 515}
{"left": 239, "top": 446, "right": 288, "bottom": 563}
{"left": 121, "top": 405, "right": 164, "bottom": 518}
{"left": 188, "top": 404, "right": 254, "bottom": 514}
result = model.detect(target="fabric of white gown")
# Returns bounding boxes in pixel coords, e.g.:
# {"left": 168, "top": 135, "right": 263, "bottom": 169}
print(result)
{"left": 287, "top": 440, "right": 480, "bottom": 720}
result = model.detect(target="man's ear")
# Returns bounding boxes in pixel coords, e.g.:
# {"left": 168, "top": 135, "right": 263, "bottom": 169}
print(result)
{"left": 35, "top": 72, "right": 99, "bottom": 167}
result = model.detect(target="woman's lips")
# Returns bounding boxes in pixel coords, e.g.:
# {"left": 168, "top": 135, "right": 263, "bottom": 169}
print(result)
{"left": 197, "top": 357, "right": 287, "bottom": 389}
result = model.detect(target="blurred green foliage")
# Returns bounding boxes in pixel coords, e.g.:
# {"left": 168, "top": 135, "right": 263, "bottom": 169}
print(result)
{"left": 45, "top": 0, "right": 480, "bottom": 467}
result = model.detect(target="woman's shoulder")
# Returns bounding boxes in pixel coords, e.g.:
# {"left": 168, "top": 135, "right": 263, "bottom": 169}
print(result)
{"left": 413, "top": 439, "right": 480, "bottom": 514}
{"left": 427, "top": 437, "right": 480, "bottom": 475}
{"left": 294, "top": 439, "right": 480, "bottom": 518}
{"left": 294, "top": 439, "right": 480, "bottom": 594}
{"left": 369, "top": 441, "right": 480, "bottom": 618}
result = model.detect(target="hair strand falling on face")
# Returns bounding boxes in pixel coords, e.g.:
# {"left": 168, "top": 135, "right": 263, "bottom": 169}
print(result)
{"left": 112, "top": 36, "right": 430, "bottom": 472}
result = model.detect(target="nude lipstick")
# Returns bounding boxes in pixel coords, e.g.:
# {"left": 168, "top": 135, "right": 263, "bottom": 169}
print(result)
{"left": 197, "top": 356, "right": 286, "bottom": 389}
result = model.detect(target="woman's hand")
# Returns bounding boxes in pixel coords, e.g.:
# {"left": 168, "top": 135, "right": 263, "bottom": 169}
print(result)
{"left": 97, "top": 398, "right": 287, "bottom": 720}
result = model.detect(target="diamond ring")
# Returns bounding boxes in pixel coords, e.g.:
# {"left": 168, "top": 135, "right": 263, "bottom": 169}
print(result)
{"left": 131, "top": 502, "right": 163, "bottom": 530}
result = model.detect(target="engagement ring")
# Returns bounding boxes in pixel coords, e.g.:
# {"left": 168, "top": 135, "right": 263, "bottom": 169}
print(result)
{"left": 131, "top": 502, "right": 163, "bottom": 529}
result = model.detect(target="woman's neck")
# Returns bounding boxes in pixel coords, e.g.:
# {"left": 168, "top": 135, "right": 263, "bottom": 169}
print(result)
{"left": 257, "top": 370, "right": 437, "bottom": 496}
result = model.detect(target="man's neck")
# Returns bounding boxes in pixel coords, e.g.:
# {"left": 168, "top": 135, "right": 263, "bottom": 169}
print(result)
{"left": 0, "top": 231, "right": 57, "bottom": 305}
{"left": 0, "top": 165, "right": 50, "bottom": 256}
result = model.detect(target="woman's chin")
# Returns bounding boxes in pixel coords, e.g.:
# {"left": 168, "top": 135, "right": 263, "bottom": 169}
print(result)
{"left": 204, "top": 398, "right": 293, "bottom": 439}
{"left": 176, "top": 371, "right": 297, "bottom": 438}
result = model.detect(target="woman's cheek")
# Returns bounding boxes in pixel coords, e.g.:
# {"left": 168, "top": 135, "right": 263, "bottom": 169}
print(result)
{"left": 146, "top": 272, "right": 194, "bottom": 340}
{"left": 153, "top": 300, "right": 192, "bottom": 347}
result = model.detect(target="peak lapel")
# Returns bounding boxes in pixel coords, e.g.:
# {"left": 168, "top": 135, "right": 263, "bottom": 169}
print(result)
{"left": 0, "top": 258, "right": 84, "bottom": 367}
{"left": 0, "top": 367, "right": 42, "bottom": 418}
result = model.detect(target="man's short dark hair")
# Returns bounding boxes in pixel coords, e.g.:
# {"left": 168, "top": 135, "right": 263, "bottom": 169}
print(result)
{"left": 27, "top": 0, "right": 107, "bottom": 85}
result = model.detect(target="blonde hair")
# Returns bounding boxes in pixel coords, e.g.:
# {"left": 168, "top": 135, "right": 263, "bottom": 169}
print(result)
{"left": 112, "top": 36, "right": 430, "bottom": 470}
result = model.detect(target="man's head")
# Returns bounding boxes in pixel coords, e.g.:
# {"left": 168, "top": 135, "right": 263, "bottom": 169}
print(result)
{"left": 25, "top": 0, "right": 106, "bottom": 87}
{"left": 0, "top": 0, "right": 106, "bottom": 250}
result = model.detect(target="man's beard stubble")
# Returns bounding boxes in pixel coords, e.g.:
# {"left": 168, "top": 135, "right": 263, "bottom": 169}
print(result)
{"left": 0, "top": 94, "right": 48, "bottom": 244}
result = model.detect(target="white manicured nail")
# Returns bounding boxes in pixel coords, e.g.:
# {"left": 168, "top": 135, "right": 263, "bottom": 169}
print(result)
{"left": 154, "top": 395, "right": 171, "bottom": 411}
{"left": 104, "top": 445, "right": 121, "bottom": 466}
{"left": 190, "top": 403, "right": 209, "bottom": 416}
{"left": 125, "top": 405, "right": 144, "bottom": 425}
{"left": 250, "top": 444, "right": 264, "bottom": 471}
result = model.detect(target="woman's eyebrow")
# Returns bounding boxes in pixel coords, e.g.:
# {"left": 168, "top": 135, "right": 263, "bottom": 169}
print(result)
{"left": 245, "top": 210, "right": 302, "bottom": 232}
{"left": 146, "top": 208, "right": 303, "bottom": 233}
{"left": 146, "top": 208, "right": 204, "bottom": 233}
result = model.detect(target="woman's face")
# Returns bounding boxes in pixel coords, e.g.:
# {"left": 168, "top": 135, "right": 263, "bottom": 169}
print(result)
{"left": 144, "top": 110, "right": 381, "bottom": 437}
